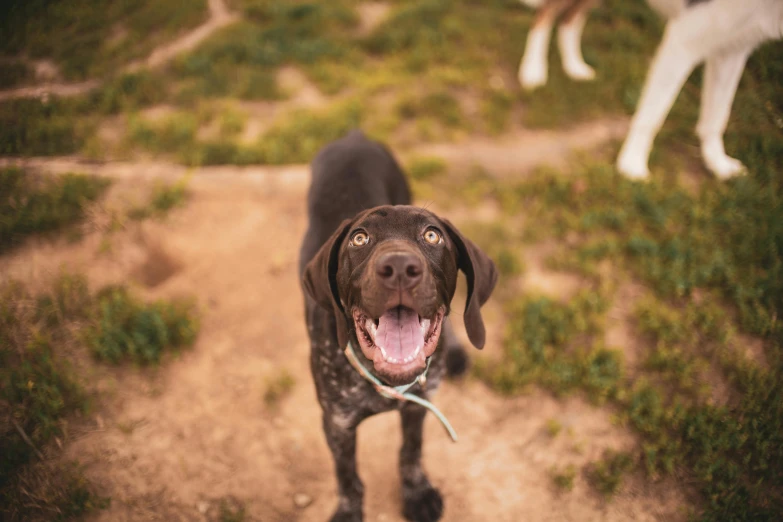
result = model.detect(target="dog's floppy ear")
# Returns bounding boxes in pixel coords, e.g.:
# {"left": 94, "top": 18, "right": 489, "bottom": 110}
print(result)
{"left": 442, "top": 219, "right": 498, "bottom": 350}
{"left": 303, "top": 218, "right": 352, "bottom": 310}
{"left": 302, "top": 218, "right": 353, "bottom": 347}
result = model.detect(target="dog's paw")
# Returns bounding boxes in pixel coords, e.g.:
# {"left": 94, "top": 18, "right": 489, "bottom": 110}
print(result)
{"left": 445, "top": 346, "right": 469, "bottom": 378}
{"left": 519, "top": 60, "right": 548, "bottom": 91}
{"left": 706, "top": 154, "right": 747, "bottom": 180}
{"left": 616, "top": 152, "right": 650, "bottom": 181}
{"left": 564, "top": 61, "right": 596, "bottom": 81}
{"left": 403, "top": 485, "right": 444, "bottom": 522}
{"left": 330, "top": 508, "right": 362, "bottom": 522}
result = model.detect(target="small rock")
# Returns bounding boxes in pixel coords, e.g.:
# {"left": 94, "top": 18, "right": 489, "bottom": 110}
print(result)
{"left": 196, "top": 501, "right": 209, "bottom": 514}
{"left": 293, "top": 493, "right": 313, "bottom": 509}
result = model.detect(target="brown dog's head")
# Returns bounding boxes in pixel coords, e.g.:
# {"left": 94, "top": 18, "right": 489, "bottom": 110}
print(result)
{"left": 303, "top": 205, "right": 497, "bottom": 386}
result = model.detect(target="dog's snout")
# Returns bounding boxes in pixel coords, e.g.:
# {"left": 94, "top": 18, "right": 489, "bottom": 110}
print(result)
{"left": 376, "top": 252, "right": 423, "bottom": 290}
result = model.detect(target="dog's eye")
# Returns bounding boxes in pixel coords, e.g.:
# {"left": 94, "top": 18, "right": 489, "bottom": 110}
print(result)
{"left": 423, "top": 228, "right": 442, "bottom": 245}
{"left": 350, "top": 231, "right": 369, "bottom": 247}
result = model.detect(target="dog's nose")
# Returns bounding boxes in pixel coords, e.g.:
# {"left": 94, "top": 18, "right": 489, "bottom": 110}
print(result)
{"left": 376, "top": 252, "right": 423, "bottom": 290}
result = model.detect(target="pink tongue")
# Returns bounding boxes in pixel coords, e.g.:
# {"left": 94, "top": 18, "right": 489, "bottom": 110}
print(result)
{"left": 375, "top": 307, "right": 424, "bottom": 360}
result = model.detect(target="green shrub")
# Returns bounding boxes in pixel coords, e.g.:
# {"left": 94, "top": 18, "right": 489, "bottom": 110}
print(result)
{"left": 0, "top": 337, "right": 85, "bottom": 486}
{"left": 0, "top": 280, "right": 95, "bottom": 518}
{"left": 0, "top": 460, "right": 108, "bottom": 522}
{"left": 86, "top": 286, "right": 199, "bottom": 365}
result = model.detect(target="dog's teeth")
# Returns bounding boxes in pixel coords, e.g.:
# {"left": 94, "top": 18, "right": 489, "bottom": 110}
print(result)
{"left": 389, "top": 357, "right": 396, "bottom": 363}
{"left": 413, "top": 345, "right": 421, "bottom": 357}
{"left": 379, "top": 346, "right": 387, "bottom": 360}
{"left": 365, "top": 319, "right": 377, "bottom": 336}
{"left": 420, "top": 319, "right": 430, "bottom": 335}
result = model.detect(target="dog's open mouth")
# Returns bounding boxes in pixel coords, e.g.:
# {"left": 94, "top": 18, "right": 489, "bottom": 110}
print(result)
{"left": 352, "top": 305, "right": 445, "bottom": 385}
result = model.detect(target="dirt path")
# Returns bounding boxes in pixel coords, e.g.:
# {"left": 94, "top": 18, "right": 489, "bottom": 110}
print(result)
{"left": 414, "top": 118, "right": 627, "bottom": 176}
{"left": 126, "top": 0, "right": 238, "bottom": 72}
{"left": 0, "top": 155, "right": 687, "bottom": 521}
{"left": 0, "top": 115, "right": 627, "bottom": 184}
{"left": 0, "top": 0, "right": 237, "bottom": 102}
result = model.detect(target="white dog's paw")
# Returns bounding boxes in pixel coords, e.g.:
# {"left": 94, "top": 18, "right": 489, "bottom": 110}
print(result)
{"left": 564, "top": 61, "right": 595, "bottom": 81}
{"left": 519, "top": 59, "right": 548, "bottom": 91}
{"left": 706, "top": 154, "right": 747, "bottom": 179}
{"left": 616, "top": 153, "right": 650, "bottom": 181}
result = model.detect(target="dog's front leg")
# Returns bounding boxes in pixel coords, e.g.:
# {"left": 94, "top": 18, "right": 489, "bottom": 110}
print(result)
{"left": 697, "top": 49, "right": 751, "bottom": 179}
{"left": 616, "top": 19, "right": 702, "bottom": 179}
{"left": 400, "top": 403, "right": 443, "bottom": 522}
{"left": 519, "top": 0, "right": 569, "bottom": 90}
{"left": 558, "top": 0, "right": 597, "bottom": 81}
{"left": 323, "top": 413, "right": 365, "bottom": 522}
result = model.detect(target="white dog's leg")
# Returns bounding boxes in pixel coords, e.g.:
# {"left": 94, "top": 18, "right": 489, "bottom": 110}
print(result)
{"left": 617, "top": 22, "right": 701, "bottom": 179}
{"left": 558, "top": 1, "right": 596, "bottom": 81}
{"left": 519, "top": 1, "right": 565, "bottom": 90}
{"left": 618, "top": 0, "right": 775, "bottom": 180}
{"left": 697, "top": 49, "right": 751, "bottom": 179}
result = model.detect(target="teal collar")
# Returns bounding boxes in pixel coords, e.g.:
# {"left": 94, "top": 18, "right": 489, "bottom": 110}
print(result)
{"left": 344, "top": 341, "right": 458, "bottom": 442}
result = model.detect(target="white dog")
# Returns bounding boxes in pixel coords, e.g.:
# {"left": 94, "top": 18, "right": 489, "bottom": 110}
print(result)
{"left": 518, "top": 0, "right": 783, "bottom": 179}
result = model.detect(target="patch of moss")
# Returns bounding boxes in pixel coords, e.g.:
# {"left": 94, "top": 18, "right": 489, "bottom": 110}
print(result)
{"left": 551, "top": 464, "right": 576, "bottom": 492}
{"left": 263, "top": 370, "right": 296, "bottom": 408}
{"left": 0, "top": 98, "right": 99, "bottom": 156}
{"left": 86, "top": 286, "right": 199, "bottom": 365}
{"left": 128, "top": 177, "right": 190, "bottom": 220}
{"left": 0, "top": 168, "right": 110, "bottom": 252}
{"left": 587, "top": 450, "right": 634, "bottom": 498}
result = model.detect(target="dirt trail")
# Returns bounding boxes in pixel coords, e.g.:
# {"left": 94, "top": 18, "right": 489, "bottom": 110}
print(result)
{"left": 414, "top": 118, "right": 627, "bottom": 176}
{"left": 0, "top": 0, "right": 237, "bottom": 102}
{"left": 0, "top": 159, "right": 687, "bottom": 521}
{"left": 127, "top": 0, "right": 238, "bottom": 72}
{"left": 0, "top": 116, "right": 627, "bottom": 184}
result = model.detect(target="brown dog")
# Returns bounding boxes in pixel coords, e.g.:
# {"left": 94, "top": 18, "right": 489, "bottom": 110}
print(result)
{"left": 300, "top": 130, "right": 497, "bottom": 521}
